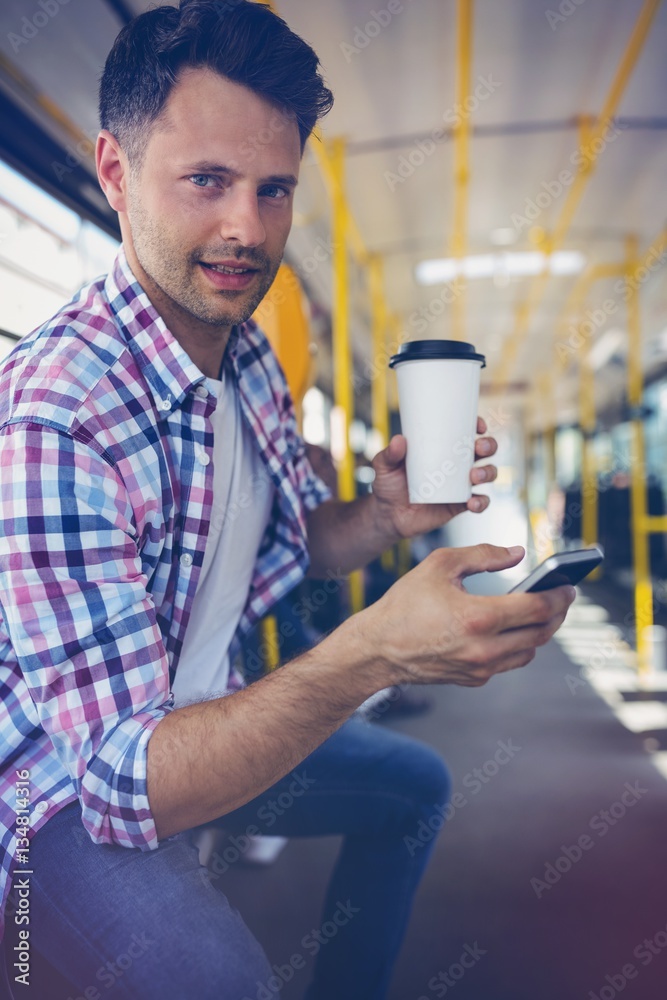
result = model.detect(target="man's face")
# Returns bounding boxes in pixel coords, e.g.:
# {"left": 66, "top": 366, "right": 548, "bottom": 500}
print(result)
{"left": 124, "top": 67, "right": 301, "bottom": 330}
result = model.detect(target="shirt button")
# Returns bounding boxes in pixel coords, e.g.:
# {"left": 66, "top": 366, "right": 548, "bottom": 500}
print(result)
{"left": 35, "top": 801, "right": 48, "bottom": 813}
{"left": 180, "top": 553, "right": 193, "bottom": 568}
{"left": 197, "top": 451, "right": 210, "bottom": 466}
{"left": 195, "top": 385, "right": 208, "bottom": 398}
{"left": 159, "top": 399, "right": 172, "bottom": 411}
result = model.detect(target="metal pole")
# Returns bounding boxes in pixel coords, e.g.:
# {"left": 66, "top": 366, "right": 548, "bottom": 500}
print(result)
{"left": 451, "top": 0, "right": 474, "bottom": 342}
{"left": 369, "top": 254, "right": 390, "bottom": 449}
{"left": 259, "top": 616, "right": 280, "bottom": 671}
{"left": 579, "top": 324, "right": 599, "bottom": 551}
{"left": 331, "top": 138, "right": 364, "bottom": 613}
{"left": 494, "top": 0, "right": 663, "bottom": 389}
{"left": 626, "top": 236, "right": 652, "bottom": 674}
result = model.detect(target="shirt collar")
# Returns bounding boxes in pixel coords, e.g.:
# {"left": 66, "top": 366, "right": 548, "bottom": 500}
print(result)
{"left": 104, "top": 245, "right": 214, "bottom": 413}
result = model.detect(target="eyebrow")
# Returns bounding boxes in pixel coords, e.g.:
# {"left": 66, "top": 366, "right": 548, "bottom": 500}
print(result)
{"left": 184, "top": 162, "right": 298, "bottom": 187}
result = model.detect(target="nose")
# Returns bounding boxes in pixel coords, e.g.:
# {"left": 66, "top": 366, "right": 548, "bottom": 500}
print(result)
{"left": 218, "top": 186, "right": 266, "bottom": 248}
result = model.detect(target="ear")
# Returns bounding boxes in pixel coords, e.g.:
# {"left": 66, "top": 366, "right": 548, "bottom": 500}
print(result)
{"left": 96, "top": 129, "right": 130, "bottom": 214}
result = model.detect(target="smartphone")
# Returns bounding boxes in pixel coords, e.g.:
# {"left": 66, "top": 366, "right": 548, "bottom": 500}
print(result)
{"left": 508, "top": 546, "right": 604, "bottom": 593}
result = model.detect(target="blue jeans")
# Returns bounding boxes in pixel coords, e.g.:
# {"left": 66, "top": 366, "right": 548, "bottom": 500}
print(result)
{"left": 4, "top": 717, "right": 449, "bottom": 999}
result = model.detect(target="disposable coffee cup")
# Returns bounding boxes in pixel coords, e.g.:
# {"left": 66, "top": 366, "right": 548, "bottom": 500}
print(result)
{"left": 388, "top": 340, "right": 486, "bottom": 504}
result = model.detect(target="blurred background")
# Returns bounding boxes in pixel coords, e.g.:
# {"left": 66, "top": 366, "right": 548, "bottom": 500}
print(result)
{"left": 1, "top": 1, "right": 667, "bottom": 998}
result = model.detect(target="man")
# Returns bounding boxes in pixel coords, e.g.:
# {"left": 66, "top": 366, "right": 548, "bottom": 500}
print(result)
{"left": 0, "top": 2, "right": 575, "bottom": 997}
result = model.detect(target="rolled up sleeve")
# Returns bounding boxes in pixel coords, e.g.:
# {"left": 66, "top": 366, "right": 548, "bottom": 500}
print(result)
{"left": 0, "top": 422, "right": 173, "bottom": 851}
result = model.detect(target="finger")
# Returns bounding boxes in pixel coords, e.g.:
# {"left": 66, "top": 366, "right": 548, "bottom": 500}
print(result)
{"left": 485, "top": 585, "right": 576, "bottom": 632}
{"left": 467, "top": 494, "right": 490, "bottom": 513}
{"left": 476, "top": 415, "right": 487, "bottom": 434}
{"left": 474, "top": 437, "right": 497, "bottom": 458}
{"left": 485, "top": 611, "right": 568, "bottom": 658}
{"left": 471, "top": 464, "right": 497, "bottom": 485}
{"left": 440, "top": 543, "right": 525, "bottom": 581}
{"left": 374, "top": 435, "right": 406, "bottom": 470}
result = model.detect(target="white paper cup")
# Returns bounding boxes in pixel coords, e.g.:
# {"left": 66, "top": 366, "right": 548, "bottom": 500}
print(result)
{"left": 389, "top": 340, "right": 486, "bottom": 504}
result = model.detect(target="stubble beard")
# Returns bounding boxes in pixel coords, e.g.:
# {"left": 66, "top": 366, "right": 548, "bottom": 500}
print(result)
{"left": 127, "top": 196, "right": 281, "bottom": 330}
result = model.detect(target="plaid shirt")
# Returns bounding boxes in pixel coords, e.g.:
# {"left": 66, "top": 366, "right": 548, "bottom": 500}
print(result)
{"left": 0, "top": 246, "right": 331, "bottom": 940}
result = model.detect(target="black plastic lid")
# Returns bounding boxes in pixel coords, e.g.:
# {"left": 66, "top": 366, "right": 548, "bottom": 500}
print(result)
{"left": 388, "top": 340, "right": 486, "bottom": 369}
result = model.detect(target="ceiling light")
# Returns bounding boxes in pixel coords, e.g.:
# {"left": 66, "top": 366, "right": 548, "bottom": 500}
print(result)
{"left": 415, "top": 250, "right": 586, "bottom": 285}
{"left": 550, "top": 250, "right": 587, "bottom": 275}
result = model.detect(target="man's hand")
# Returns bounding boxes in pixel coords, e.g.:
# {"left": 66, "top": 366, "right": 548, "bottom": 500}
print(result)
{"left": 370, "top": 416, "right": 498, "bottom": 540}
{"left": 354, "top": 543, "right": 576, "bottom": 688}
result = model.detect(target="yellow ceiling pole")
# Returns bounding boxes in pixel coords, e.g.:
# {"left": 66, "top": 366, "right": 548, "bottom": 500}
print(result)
{"left": 524, "top": 377, "right": 540, "bottom": 541}
{"left": 368, "top": 254, "right": 390, "bottom": 449}
{"left": 450, "top": 0, "right": 474, "bottom": 342}
{"left": 493, "top": 0, "right": 663, "bottom": 389}
{"left": 330, "top": 137, "right": 365, "bottom": 613}
{"left": 540, "top": 371, "right": 556, "bottom": 488}
{"left": 625, "top": 235, "right": 652, "bottom": 675}
{"left": 552, "top": 262, "right": 625, "bottom": 375}
{"left": 330, "top": 138, "right": 354, "bottom": 499}
{"left": 310, "top": 127, "right": 368, "bottom": 266}
{"left": 547, "top": 225, "right": 667, "bottom": 384}
{"left": 578, "top": 321, "right": 598, "bottom": 552}
{"left": 258, "top": 1, "right": 368, "bottom": 260}
{"left": 369, "top": 254, "right": 396, "bottom": 571}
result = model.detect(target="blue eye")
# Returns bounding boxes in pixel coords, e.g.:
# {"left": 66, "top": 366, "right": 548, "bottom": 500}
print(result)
{"left": 260, "top": 185, "right": 289, "bottom": 200}
{"left": 190, "top": 175, "right": 214, "bottom": 188}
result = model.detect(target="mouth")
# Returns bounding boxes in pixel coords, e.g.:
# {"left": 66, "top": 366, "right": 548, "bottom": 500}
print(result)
{"left": 198, "top": 260, "right": 260, "bottom": 290}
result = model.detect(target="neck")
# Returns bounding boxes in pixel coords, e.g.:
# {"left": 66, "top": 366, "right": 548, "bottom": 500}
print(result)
{"left": 122, "top": 242, "right": 232, "bottom": 380}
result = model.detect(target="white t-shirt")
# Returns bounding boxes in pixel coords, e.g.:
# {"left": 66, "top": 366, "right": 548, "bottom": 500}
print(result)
{"left": 171, "top": 368, "right": 275, "bottom": 708}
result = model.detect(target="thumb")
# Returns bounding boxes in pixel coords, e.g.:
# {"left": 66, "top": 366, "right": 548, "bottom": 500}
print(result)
{"left": 374, "top": 434, "right": 406, "bottom": 472}
{"left": 446, "top": 543, "right": 525, "bottom": 581}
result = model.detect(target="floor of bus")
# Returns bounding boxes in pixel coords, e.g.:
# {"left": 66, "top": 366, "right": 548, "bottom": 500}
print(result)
{"left": 215, "top": 629, "right": 667, "bottom": 1000}
{"left": 214, "top": 500, "right": 667, "bottom": 1000}
{"left": 26, "top": 623, "right": 667, "bottom": 1000}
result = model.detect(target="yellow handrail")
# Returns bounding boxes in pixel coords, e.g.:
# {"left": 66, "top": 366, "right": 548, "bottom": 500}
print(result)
{"left": 494, "top": 0, "right": 663, "bottom": 389}
{"left": 450, "top": 0, "right": 474, "bottom": 342}
{"left": 330, "top": 139, "right": 364, "bottom": 613}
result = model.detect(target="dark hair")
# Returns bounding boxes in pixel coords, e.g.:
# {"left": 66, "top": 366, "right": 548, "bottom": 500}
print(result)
{"left": 99, "top": 0, "right": 333, "bottom": 167}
